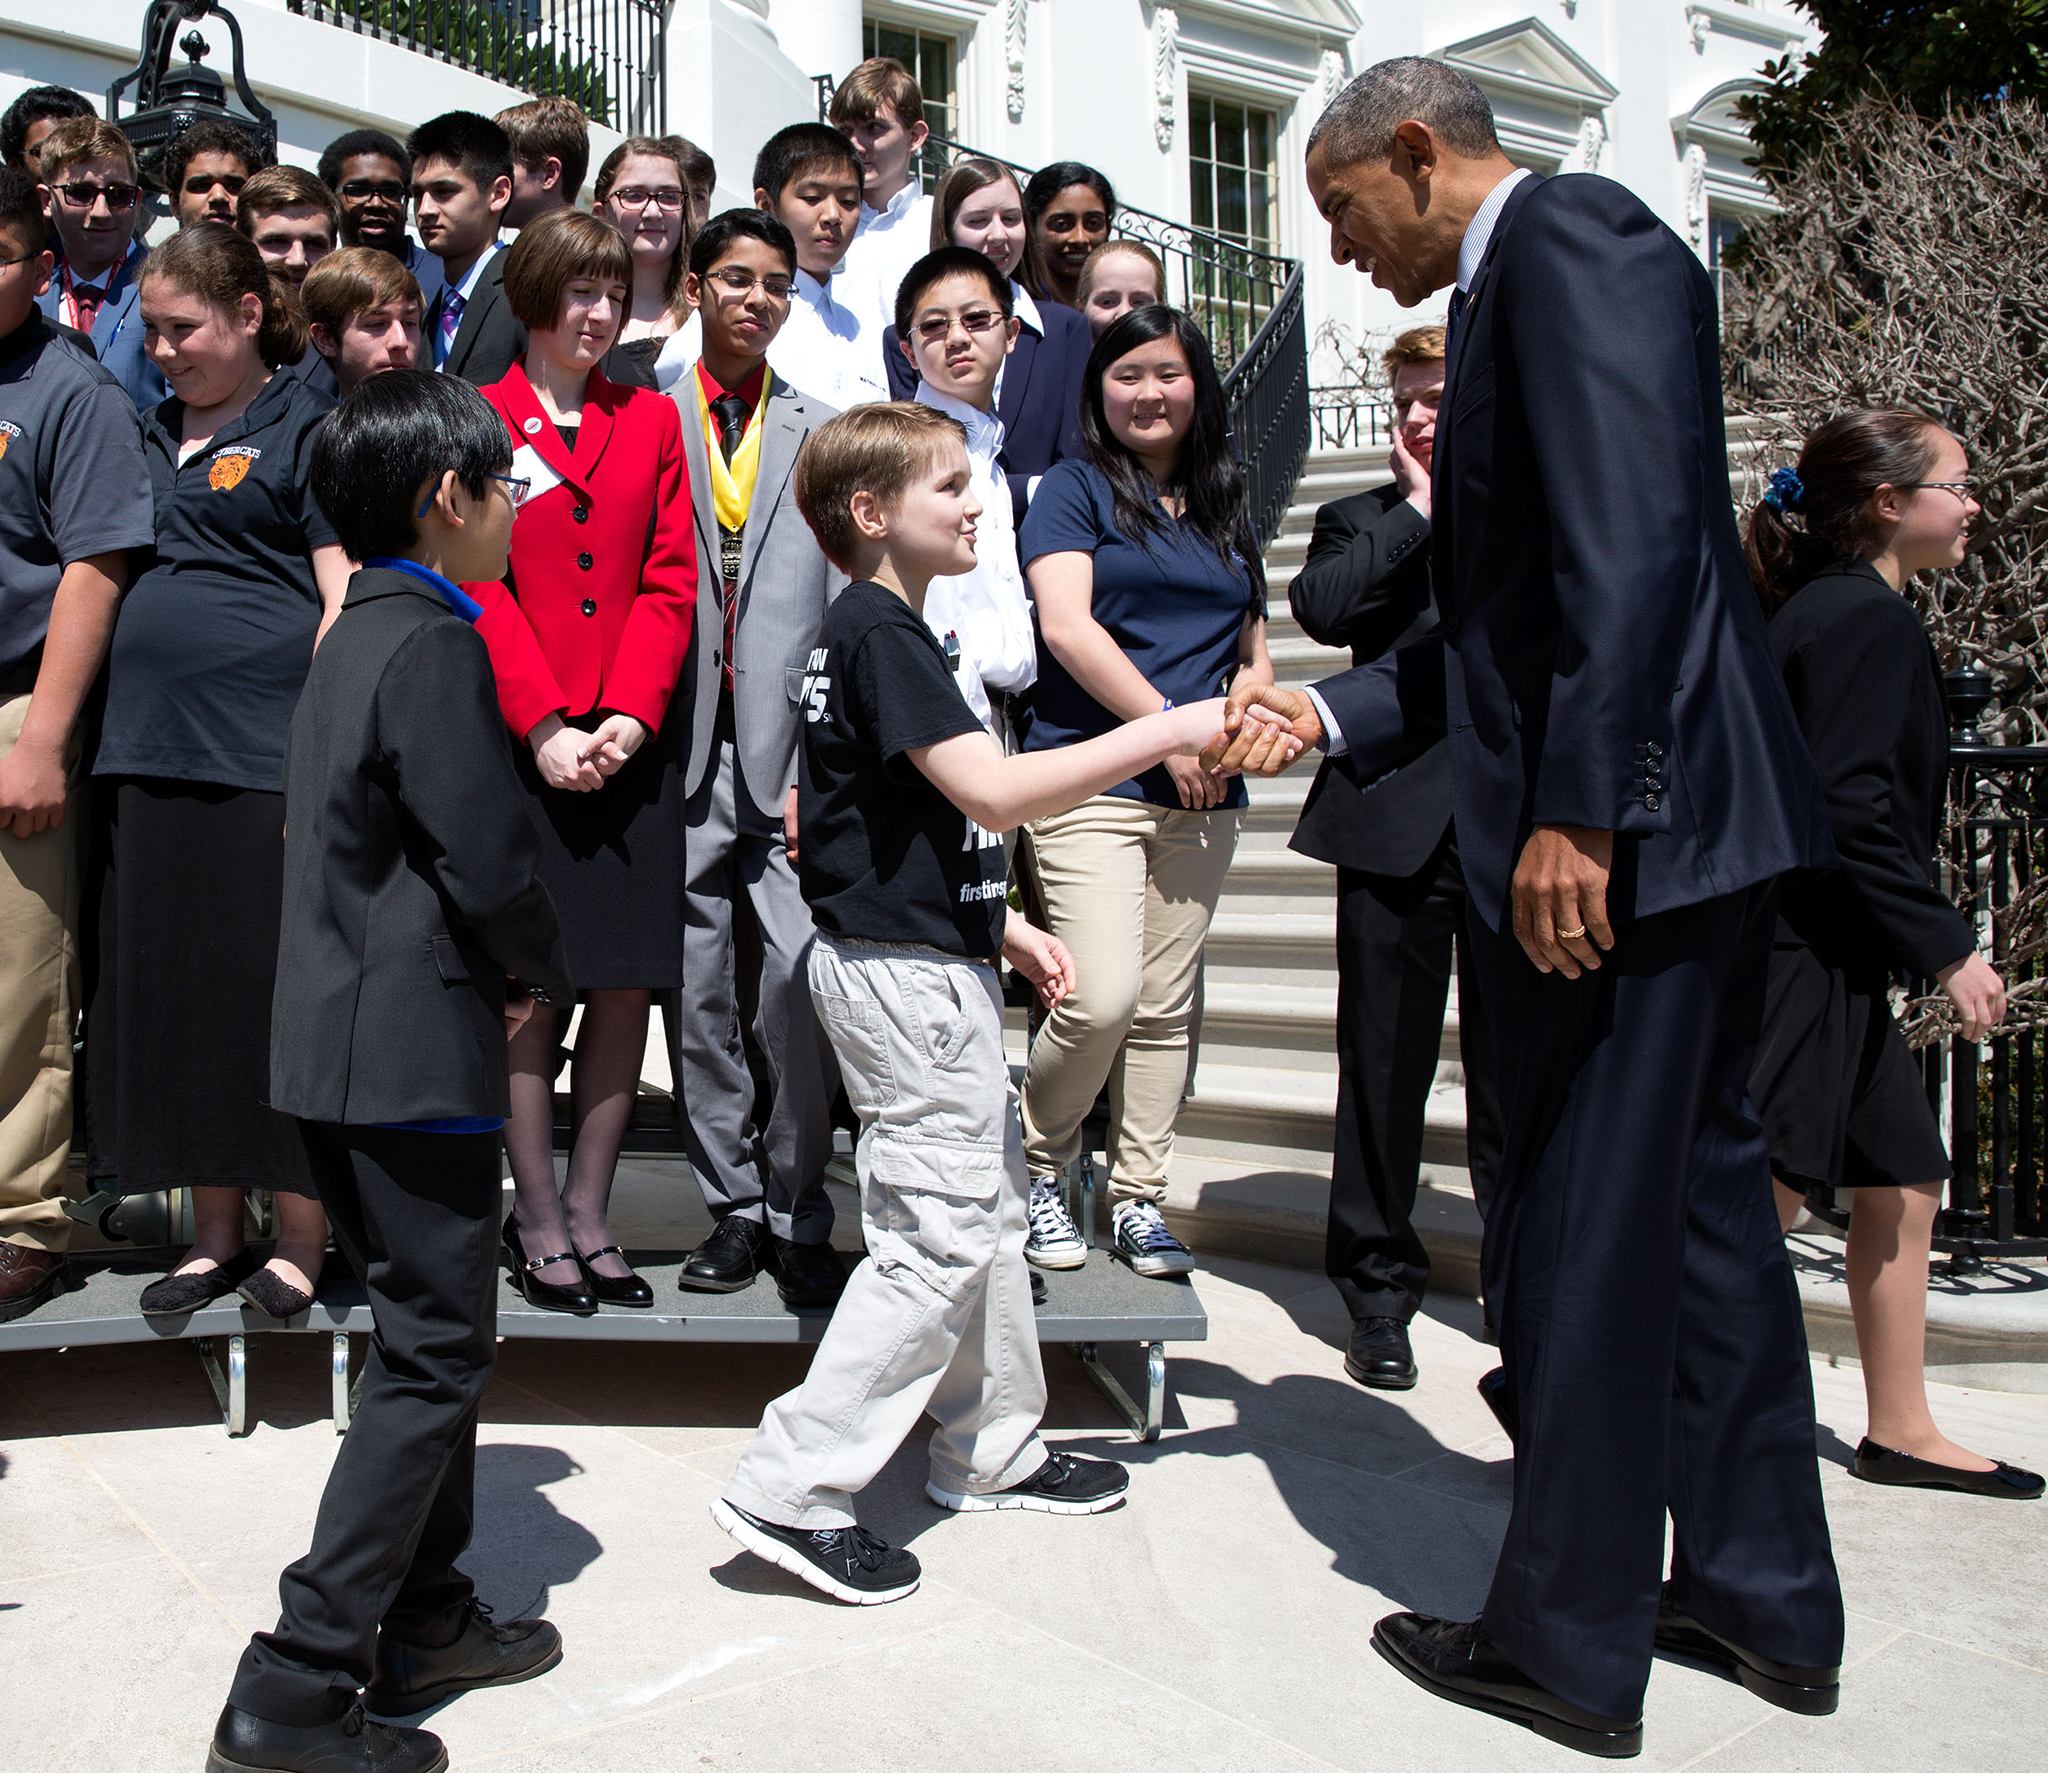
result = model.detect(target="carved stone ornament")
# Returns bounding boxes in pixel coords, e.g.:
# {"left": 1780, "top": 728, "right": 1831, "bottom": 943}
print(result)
{"left": 1318, "top": 47, "right": 1345, "bottom": 112}
{"left": 1006, "top": 0, "right": 1027, "bottom": 123}
{"left": 1570, "top": 112, "right": 1606, "bottom": 173}
{"left": 1153, "top": 7, "right": 1179, "bottom": 152}
{"left": 1684, "top": 142, "right": 1709, "bottom": 247}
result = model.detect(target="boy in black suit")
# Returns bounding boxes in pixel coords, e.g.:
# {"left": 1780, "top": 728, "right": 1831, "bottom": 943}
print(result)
{"left": 407, "top": 112, "right": 525, "bottom": 387}
{"left": 208, "top": 371, "right": 573, "bottom": 1773}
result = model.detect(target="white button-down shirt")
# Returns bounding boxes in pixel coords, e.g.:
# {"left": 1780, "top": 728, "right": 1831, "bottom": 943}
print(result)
{"left": 767, "top": 268, "right": 888, "bottom": 410}
{"left": 915, "top": 383, "right": 1037, "bottom": 734}
{"left": 838, "top": 183, "right": 935, "bottom": 360}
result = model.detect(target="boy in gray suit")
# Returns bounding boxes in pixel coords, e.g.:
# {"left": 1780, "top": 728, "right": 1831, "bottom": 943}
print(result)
{"left": 667, "top": 209, "right": 847, "bottom": 1308}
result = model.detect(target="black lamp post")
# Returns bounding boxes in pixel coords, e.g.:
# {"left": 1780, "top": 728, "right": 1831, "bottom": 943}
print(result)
{"left": 105, "top": 0, "right": 277, "bottom": 192}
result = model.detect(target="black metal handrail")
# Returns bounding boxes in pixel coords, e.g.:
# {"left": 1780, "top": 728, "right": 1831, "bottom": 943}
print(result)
{"left": 286, "top": 0, "right": 666, "bottom": 135}
{"left": 1223, "top": 266, "right": 1308, "bottom": 551}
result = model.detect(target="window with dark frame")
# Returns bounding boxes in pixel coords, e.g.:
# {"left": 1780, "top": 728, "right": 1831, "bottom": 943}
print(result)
{"left": 861, "top": 16, "right": 957, "bottom": 192}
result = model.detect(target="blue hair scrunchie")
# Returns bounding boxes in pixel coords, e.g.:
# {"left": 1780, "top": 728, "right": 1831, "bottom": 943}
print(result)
{"left": 1764, "top": 465, "right": 1806, "bottom": 513}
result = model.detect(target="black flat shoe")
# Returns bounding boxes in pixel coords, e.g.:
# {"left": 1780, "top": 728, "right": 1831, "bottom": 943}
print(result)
{"left": 236, "top": 1266, "right": 315, "bottom": 1321}
{"left": 771, "top": 1235, "right": 848, "bottom": 1310}
{"left": 501, "top": 1215, "right": 597, "bottom": 1316}
{"left": 139, "top": 1249, "right": 258, "bottom": 1317}
{"left": 677, "top": 1213, "right": 768, "bottom": 1293}
{"left": 365, "top": 1597, "right": 563, "bottom": 1716}
{"left": 1344, "top": 1316, "right": 1418, "bottom": 1390}
{"left": 1373, "top": 1613, "right": 1641, "bottom": 1758}
{"left": 1653, "top": 1585, "right": 1839, "bottom": 1714}
{"left": 206, "top": 1700, "right": 445, "bottom": 1773}
{"left": 575, "top": 1245, "right": 652, "bottom": 1307}
{"left": 1478, "top": 1366, "right": 1517, "bottom": 1443}
{"left": 1853, "top": 1436, "right": 2044, "bottom": 1499}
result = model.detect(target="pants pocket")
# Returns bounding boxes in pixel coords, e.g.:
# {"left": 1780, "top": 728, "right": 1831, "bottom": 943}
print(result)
{"left": 863, "top": 1138, "right": 1005, "bottom": 1303}
{"left": 816, "top": 990, "right": 897, "bottom": 1109}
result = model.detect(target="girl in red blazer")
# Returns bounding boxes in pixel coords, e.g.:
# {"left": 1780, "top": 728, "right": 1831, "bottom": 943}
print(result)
{"left": 474, "top": 210, "right": 696, "bottom": 1314}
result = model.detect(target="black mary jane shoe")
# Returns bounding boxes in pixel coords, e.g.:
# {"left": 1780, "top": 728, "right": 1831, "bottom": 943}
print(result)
{"left": 575, "top": 1245, "right": 652, "bottom": 1308}
{"left": 502, "top": 1214, "right": 598, "bottom": 1316}
{"left": 1853, "top": 1436, "right": 2045, "bottom": 1500}
{"left": 1653, "top": 1585, "right": 1838, "bottom": 1714}
{"left": 139, "top": 1249, "right": 259, "bottom": 1317}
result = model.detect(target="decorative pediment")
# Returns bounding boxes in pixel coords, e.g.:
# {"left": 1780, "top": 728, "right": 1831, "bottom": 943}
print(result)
{"left": 1674, "top": 79, "right": 1766, "bottom": 156}
{"left": 1435, "top": 16, "right": 1618, "bottom": 111}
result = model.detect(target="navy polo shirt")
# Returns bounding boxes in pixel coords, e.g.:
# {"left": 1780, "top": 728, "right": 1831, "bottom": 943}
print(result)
{"left": 95, "top": 370, "right": 338, "bottom": 791}
{"left": 1019, "top": 458, "right": 1261, "bottom": 809}
{"left": 0, "top": 311, "right": 155, "bottom": 681}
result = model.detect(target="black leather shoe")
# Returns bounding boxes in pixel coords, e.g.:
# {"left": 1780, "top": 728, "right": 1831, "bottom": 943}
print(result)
{"left": 772, "top": 1236, "right": 848, "bottom": 1310}
{"left": 140, "top": 1249, "right": 258, "bottom": 1317}
{"left": 501, "top": 1215, "right": 597, "bottom": 1316}
{"left": 1478, "top": 1366, "right": 1517, "bottom": 1443}
{"left": 574, "top": 1245, "right": 652, "bottom": 1307}
{"left": 205, "top": 1701, "right": 445, "bottom": 1772}
{"left": 677, "top": 1213, "right": 768, "bottom": 1293}
{"left": 364, "top": 1598, "right": 563, "bottom": 1716}
{"left": 1853, "top": 1436, "right": 2045, "bottom": 1499}
{"left": 1654, "top": 1585, "right": 1839, "bottom": 1714}
{"left": 1344, "top": 1316, "right": 1417, "bottom": 1390}
{"left": 1371, "top": 1612, "right": 1642, "bottom": 1759}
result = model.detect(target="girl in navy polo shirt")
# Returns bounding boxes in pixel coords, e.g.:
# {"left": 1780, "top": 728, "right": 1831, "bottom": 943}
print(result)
{"left": 1016, "top": 304, "right": 1270, "bottom": 1279}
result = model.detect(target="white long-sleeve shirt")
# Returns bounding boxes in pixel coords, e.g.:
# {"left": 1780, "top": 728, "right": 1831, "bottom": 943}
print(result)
{"left": 767, "top": 268, "right": 888, "bottom": 410}
{"left": 838, "top": 183, "right": 935, "bottom": 370}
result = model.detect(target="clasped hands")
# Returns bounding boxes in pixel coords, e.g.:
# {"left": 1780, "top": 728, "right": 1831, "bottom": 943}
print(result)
{"left": 529, "top": 711, "right": 648, "bottom": 791}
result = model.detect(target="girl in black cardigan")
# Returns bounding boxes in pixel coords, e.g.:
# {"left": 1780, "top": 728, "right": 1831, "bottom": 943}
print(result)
{"left": 1748, "top": 407, "right": 2039, "bottom": 1500}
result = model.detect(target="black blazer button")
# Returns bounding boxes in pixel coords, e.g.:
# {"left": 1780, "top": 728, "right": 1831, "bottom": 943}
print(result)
{"left": 580, "top": 598, "right": 597, "bottom": 617}
{"left": 1646, "top": 742, "right": 1663, "bottom": 758}
{"left": 572, "top": 506, "right": 588, "bottom": 524}
{"left": 577, "top": 551, "right": 594, "bottom": 570}
{"left": 1644, "top": 793, "right": 1661, "bottom": 811}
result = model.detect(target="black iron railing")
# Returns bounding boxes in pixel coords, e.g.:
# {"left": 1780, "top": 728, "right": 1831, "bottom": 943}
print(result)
{"left": 287, "top": 0, "right": 665, "bottom": 135}
{"left": 1224, "top": 267, "right": 1308, "bottom": 551}
{"left": 1310, "top": 392, "right": 1394, "bottom": 453}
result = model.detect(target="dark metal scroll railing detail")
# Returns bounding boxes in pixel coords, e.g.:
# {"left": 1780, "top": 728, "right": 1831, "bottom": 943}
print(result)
{"left": 286, "top": 0, "right": 666, "bottom": 135}
{"left": 1224, "top": 268, "right": 1308, "bottom": 552}
{"left": 1310, "top": 393, "right": 1394, "bottom": 453}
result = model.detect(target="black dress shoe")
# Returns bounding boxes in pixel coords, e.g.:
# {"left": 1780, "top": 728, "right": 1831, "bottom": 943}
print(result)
{"left": 205, "top": 1701, "right": 445, "bottom": 1773}
{"left": 1030, "top": 1268, "right": 1048, "bottom": 1307}
{"left": 1344, "top": 1316, "right": 1417, "bottom": 1390}
{"left": 574, "top": 1245, "right": 652, "bottom": 1307}
{"left": 1371, "top": 1612, "right": 1642, "bottom": 1759}
{"left": 501, "top": 1215, "right": 597, "bottom": 1316}
{"left": 677, "top": 1213, "right": 768, "bottom": 1293}
{"left": 1853, "top": 1436, "right": 2045, "bottom": 1499}
{"left": 1653, "top": 1585, "right": 1839, "bottom": 1714}
{"left": 1477, "top": 1366, "right": 1517, "bottom": 1443}
{"left": 772, "top": 1236, "right": 848, "bottom": 1309}
{"left": 364, "top": 1597, "right": 563, "bottom": 1716}
{"left": 140, "top": 1249, "right": 258, "bottom": 1317}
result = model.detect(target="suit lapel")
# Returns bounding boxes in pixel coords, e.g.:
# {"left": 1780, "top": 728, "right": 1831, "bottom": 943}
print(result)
{"left": 736, "top": 377, "right": 803, "bottom": 602}
{"left": 572, "top": 370, "right": 617, "bottom": 483}
{"left": 498, "top": 363, "right": 590, "bottom": 498}
{"left": 444, "top": 255, "right": 499, "bottom": 375}
{"left": 997, "top": 322, "right": 1042, "bottom": 434}
{"left": 676, "top": 379, "right": 719, "bottom": 577}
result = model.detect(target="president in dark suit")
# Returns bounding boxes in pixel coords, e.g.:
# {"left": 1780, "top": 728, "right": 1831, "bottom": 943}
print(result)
{"left": 1288, "top": 323, "right": 1499, "bottom": 1393}
{"left": 1215, "top": 59, "right": 1844, "bottom": 1755}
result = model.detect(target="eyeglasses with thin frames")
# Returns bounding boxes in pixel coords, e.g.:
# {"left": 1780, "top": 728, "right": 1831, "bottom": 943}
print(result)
{"left": 1905, "top": 480, "right": 1982, "bottom": 503}
{"left": 55, "top": 180, "right": 140, "bottom": 210}
{"left": 337, "top": 180, "right": 408, "bottom": 204}
{"left": 413, "top": 473, "right": 532, "bottom": 521}
{"left": 704, "top": 267, "right": 795, "bottom": 301}
{"left": 913, "top": 308, "right": 1006, "bottom": 344}
{"left": 609, "top": 186, "right": 685, "bottom": 210}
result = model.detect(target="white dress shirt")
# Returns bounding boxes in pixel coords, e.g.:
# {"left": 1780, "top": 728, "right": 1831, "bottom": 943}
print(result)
{"left": 768, "top": 268, "right": 888, "bottom": 409}
{"left": 838, "top": 183, "right": 935, "bottom": 358}
{"left": 651, "top": 310, "right": 703, "bottom": 392}
{"left": 914, "top": 384, "right": 1037, "bottom": 734}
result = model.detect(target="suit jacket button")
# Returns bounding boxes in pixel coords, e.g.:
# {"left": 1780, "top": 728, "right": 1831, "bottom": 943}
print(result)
{"left": 1644, "top": 793, "right": 1661, "bottom": 811}
{"left": 572, "top": 506, "right": 588, "bottom": 523}
{"left": 580, "top": 598, "right": 597, "bottom": 617}
{"left": 577, "top": 551, "right": 594, "bottom": 570}
{"left": 1646, "top": 742, "right": 1663, "bottom": 758}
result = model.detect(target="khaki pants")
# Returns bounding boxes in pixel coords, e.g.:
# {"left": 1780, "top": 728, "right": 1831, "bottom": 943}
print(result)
{"left": 1020, "top": 796, "right": 1239, "bottom": 1200}
{"left": 0, "top": 693, "right": 79, "bottom": 1253}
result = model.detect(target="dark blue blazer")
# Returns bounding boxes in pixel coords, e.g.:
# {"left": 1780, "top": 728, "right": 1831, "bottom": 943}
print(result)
{"left": 36, "top": 242, "right": 165, "bottom": 413}
{"left": 884, "top": 296, "right": 1089, "bottom": 522}
{"left": 1312, "top": 174, "right": 1833, "bottom": 934}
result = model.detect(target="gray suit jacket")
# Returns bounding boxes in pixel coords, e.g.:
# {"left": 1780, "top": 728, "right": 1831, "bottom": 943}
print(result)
{"left": 671, "top": 369, "right": 844, "bottom": 804}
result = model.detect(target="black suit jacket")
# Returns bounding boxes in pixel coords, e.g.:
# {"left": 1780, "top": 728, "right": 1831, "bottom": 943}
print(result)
{"left": 1314, "top": 173, "right": 1833, "bottom": 932}
{"left": 439, "top": 253, "right": 527, "bottom": 389}
{"left": 270, "top": 568, "right": 571, "bottom": 1124}
{"left": 1769, "top": 561, "right": 1973, "bottom": 980}
{"left": 1287, "top": 483, "right": 1445, "bottom": 876}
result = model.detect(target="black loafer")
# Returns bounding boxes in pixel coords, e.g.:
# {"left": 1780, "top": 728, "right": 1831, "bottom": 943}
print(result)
{"left": 1344, "top": 1316, "right": 1418, "bottom": 1390}
{"left": 140, "top": 1249, "right": 258, "bottom": 1317}
{"left": 771, "top": 1236, "right": 847, "bottom": 1310}
{"left": 1478, "top": 1366, "right": 1517, "bottom": 1443}
{"left": 574, "top": 1245, "right": 652, "bottom": 1307}
{"left": 1853, "top": 1436, "right": 2044, "bottom": 1499}
{"left": 678, "top": 1213, "right": 768, "bottom": 1293}
{"left": 364, "top": 1598, "right": 563, "bottom": 1716}
{"left": 1653, "top": 1585, "right": 1839, "bottom": 1714}
{"left": 1371, "top": 1612, "right": 1642, "bottom": 1759}
{"left": 501, "top": 1215, "right": 597, "bottom": 1316}
{"left": 205, "top": 1700, "right": 445, "bottom": 1772}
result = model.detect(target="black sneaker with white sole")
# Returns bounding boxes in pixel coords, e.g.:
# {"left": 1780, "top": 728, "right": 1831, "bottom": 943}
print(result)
{"left": 1112, "top": 1201, "right": 1194, "bottom": 1277}
{"left": 711, "top": 1498, "right": 920, "bottom": 1604}
{"left": 926, "top": 1450, "right": 1130, "bottom": 1514}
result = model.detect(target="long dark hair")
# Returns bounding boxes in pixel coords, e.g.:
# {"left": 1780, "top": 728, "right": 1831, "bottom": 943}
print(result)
{"left": 1080, "top": 304, "right": 1263, "bottom": 613}
{"left": 1744, "top": 407, "right": 1947, "bottom": 615}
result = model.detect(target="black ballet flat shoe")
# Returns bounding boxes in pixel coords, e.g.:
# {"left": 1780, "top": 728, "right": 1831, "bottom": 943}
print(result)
{"left": 139, "top": 1249, "right": 258, "bottom": 1317}
{"left": 235, "top": 1265, "right": 315, "bottom": 1321}
{"left": 206, "top": 1700, "right": 445, "bottom": 1773}
{"left": 678, "top": 1213, "right": 768, "bottom": 1293}
{"left": 1853, "top": 1436, "right": 2045, "bottom": 1500}
{"left": 1653, "top": 1585, "right": 1839, "bottom": 1714}
{"left": 502, "top": 1214, "right": 598, "bottom": 1316}
{"left": 575, "top": 1245, "right": 652, "bottom": 1307}
{"left": 1372, "top": 1612, "right": 1641, "bottom": 1758}
{"left": 771, "top": 1235, "right": 848, "bottom": 1310}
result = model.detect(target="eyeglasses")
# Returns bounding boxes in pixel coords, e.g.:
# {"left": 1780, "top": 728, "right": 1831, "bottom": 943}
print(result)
{"left": 414, "top": 473, "right": 532, "bottom": 520}
{"left": 337, "top": 179, "right": 408, "bottom": 204}
{"left": 55, "top": 180, "right": 140, "bottom": 210}
{"left": 1906, "top": 479, "right": 1982, "bottom": 502}
{"left": 0, "top": 251, "right": 41, "bottom": 270}
{"left": 913, "top": 307, "right": 1005, "bottom": 343}
{"left": 704, "top": 267, "right": 795, "bottom": 301}
{"left": 608, "top": 186, "right": 685, "bottom": 210}
{"left": 183, "top": 173, "right": 246, "bottom": 197}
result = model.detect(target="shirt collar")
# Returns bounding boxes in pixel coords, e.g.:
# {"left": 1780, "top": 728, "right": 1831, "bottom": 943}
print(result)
{"left": 794, "top": 266, "right": 833, "bottom": 310}
{"left": 1008, "top": 279, "right": 1043, "bottom": 339}
{"left": 362, "top": 555, "right": 484, "bottom": 623}
{"left": 448, "top": 239, "right": 501, "bottom": 306}
{"left": 915, "top": 383, "right": 1004, "bottom": 455}
{"left": 0, "top": 307, "right": 50, "bottom": 368}
{"left": 1457, "top": 167, "right": 1534, "bottom": 293}
{"left": 695, "top": 358, "right": 769, "bottom": 407}
{"left": 861, "top": 182, "right": 923, "bottom": 228}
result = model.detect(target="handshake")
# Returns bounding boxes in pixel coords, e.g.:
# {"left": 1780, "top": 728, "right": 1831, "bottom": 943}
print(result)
{"left": 1195, "top": 683, "right": 1327, "bottom": 778}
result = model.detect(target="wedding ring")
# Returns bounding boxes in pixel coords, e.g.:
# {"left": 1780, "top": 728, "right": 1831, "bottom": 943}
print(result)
{"left": 1558, "top": 924, "right": 1587, "bottom": 941}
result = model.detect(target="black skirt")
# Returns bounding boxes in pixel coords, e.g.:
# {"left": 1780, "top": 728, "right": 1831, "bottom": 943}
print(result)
{"left": 514, "top": 710, "right": 685, "bottom": 989}
{"left": 83, "top": 778, "right": 317, "bottom": 1199}
{"left": 1752, "top": 939, "right": 1951, "bottom": 1191}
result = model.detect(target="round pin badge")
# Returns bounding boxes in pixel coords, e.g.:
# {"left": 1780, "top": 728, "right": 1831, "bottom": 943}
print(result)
{"left": 523, "top": 416, "right": 543, "bottom": 434}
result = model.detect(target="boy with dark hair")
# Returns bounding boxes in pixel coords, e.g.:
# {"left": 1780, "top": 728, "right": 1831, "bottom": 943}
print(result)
{"left": 494, "top": 95, "right": 590, "bottom": 226}
{"left": 406, "top": 112, "right": 522, "bottom": 385}
{"left": 0, "top": 85, "right": 95, "bottom": 173}
{"left": 303, "top": 247, "right": 423, "bottom": 397}
{"left": 0, "top": 165, "right": 153, "bottom": 1325}
{"left": 751, "top": 122, "right": 882, "bottom": 409}
{"left": 207, "top": 368, "right": 572, "bottom": 1773}
{"left": 663, "top": 207, "right": 846, "bottom": 1304}
{"left": 166, "top": 117, "right": 259, "bottom": 228}
{"left": 831, "top": 56, "right": 934, "bottom": 364}
{"left": 712, "top": 402, "right": 1285, "bottom": 1603}
{"left": 318, "top": 127, "right": 442, "bottom": 318}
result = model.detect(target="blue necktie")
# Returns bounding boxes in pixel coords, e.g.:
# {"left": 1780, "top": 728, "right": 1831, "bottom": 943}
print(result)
{"left": 1445, "top": 285, "right": 1469, "bottom": 354}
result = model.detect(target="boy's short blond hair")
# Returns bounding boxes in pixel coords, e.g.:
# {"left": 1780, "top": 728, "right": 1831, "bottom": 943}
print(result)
{"left": 829, "top": 57, "right": 926, "bottom": 131}
{"left": 1380, "top": 324, "right": 1445, "bottom": 386}
{"left": 301, "top": 246, "right": 422, "bottom": 337}
{"left": 36, "top": 117, "right": 137, "bottom": 185}
{"left": 796, "top": 403, "right": 965, "bottom": 572}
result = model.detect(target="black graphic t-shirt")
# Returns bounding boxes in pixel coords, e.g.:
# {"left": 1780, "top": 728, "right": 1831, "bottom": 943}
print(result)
{"left": 799, "top": 580, "right": 1009, "bottom": 957}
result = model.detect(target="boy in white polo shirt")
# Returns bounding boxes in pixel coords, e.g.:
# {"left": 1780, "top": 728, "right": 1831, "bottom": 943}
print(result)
{"left": 831, "top": 57, "right": 936, "bottom": 368}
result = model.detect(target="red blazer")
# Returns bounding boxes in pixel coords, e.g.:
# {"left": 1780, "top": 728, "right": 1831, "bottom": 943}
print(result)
{"left": 469, "top": 362, "right": 697, "bottom": 740}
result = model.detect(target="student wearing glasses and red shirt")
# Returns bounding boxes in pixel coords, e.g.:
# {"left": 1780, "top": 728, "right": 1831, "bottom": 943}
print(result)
{"left": 31, "top": 117, "right": 165, "bottom": 411}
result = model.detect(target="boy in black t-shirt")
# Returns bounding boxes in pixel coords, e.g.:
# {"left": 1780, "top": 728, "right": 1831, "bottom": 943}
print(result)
{"left": 712, "top": 403, "right": 1297, "bottom": 1603}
